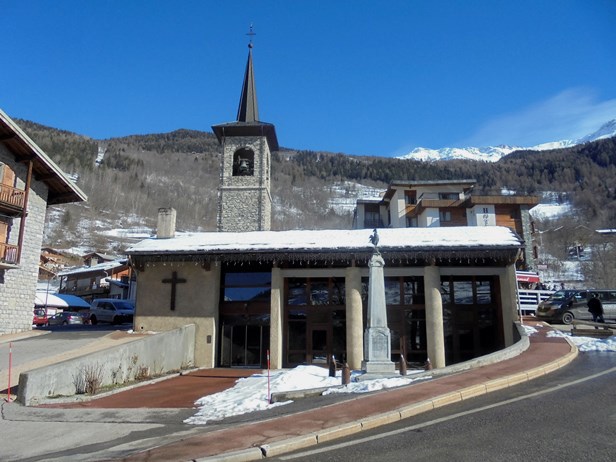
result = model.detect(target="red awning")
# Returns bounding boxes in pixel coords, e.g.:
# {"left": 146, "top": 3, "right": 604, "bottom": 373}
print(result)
{"left": 516, "top": 272, "right": 540, "bottom": 283}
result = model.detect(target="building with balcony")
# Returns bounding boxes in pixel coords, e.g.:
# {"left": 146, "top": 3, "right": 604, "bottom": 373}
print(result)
{"left": 353, "top": 180, "right": 540, "bottom": 270}
{"left": 0, "top": 109, "right": 87, "bottom": 333}
{"left": 57, "top": 258, "right": 133, "bottom": 302}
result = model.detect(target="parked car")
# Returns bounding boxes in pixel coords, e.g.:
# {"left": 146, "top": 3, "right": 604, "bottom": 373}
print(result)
{"left": 89, "top": 299, "right": 135, "bottom": 325}
{"left": 32, "top": 308, "right": 48, "bottom": 327}
{"left": 47, "top": 311, "right": 85, "bottom": 326}
{"left": 536, "top": 289, "right": 616, "bottom": 324}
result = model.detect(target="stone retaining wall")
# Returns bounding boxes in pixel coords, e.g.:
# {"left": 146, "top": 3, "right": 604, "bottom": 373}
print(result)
{"left": 17, "top": 324, "right": 195, "bottom": 406}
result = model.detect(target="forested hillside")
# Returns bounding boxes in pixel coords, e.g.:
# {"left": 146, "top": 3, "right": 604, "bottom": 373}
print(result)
{"left": 15, "top": 119, "right": 616, "bottom": 254}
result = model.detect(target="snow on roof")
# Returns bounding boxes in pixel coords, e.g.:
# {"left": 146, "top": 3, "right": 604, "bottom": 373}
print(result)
{"left": 127, "top": 226, "right": 521, "bottom": 255}
{"left": 57, "top": 259, "right": 128, "bottom": 277}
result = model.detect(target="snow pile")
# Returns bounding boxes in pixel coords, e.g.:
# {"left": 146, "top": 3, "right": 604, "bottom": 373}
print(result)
{"left": 547, "top": 329, "right": 616, "bottom": 352}
{"left": 184, "top": 365, "right": 427, "bottom": 425}
{"left": 523, "top": 325, "right": 539, "bottom": 336}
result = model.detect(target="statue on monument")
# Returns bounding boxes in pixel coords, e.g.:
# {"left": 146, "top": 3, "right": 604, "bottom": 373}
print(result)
{"left": 369, "top": 228, "right": 380, "bottom": 253}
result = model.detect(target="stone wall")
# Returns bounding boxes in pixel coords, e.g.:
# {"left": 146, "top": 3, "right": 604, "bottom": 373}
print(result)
{"left": 17, "top": 324, "right": 196, "bottom": 406}
{"left": 520, "top": 206, "right": 536, "bottom": 270}
{"left": 0, "top": 146, "right": 48, "bottom": 334}
{"left": 218, "top": 135, "right": 272, "bottom": 232}
{"left": 219, "top": 188, "right": 272, "bottom": 232}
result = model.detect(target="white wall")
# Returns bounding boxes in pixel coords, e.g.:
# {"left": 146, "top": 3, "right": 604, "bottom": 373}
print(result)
{"left": 419, "top": 208, "right": 440, "bottom": 227}
{"left": 467, "top": 204, "right": 496, "bottom": 226}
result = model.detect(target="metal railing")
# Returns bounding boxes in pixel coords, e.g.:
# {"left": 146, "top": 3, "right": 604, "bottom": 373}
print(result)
{"left": 518, "top": 289, "right": 554, "bottom": 315}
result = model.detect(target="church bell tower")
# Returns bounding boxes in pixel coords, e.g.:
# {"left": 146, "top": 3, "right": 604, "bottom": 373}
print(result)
{"left": 212, "top": 38, "right": 278, "bottom": 232}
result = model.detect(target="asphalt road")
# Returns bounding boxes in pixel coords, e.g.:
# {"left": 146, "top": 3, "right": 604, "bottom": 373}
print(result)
{"left": 0, "top": 325, "right": 130, "bottom": 370}
{"left": 275, "top": 352, "right": 616, "bottom": 462}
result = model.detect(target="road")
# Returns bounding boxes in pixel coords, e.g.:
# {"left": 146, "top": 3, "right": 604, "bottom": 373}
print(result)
{"left": 275, "top": 353, "right": 616, "bottom": 462}
{"left": 0, "top": 325, "right": 134, "bottom": 397}
{"left": 0, "top": 325, "right": 126, "bottom": 369}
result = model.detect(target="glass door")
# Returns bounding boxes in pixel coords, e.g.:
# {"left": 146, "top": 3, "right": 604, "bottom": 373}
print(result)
{"left": 308, "top": 323, "right": 331, "bottom": 365}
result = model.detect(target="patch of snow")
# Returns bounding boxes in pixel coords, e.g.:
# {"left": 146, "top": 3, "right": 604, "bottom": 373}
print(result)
{"left": 547, "top": 330, "right": 616, "bottom": 352}
{"left": 184, "top": 365, "right": 428, "bottom": 425}
{"left": 530, "top": 203, "right": 572, "bottom": 220}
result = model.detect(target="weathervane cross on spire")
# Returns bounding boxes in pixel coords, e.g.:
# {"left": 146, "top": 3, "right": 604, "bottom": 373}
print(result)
{"left": 246, "top": 23, "right": 256, "bottom": 47}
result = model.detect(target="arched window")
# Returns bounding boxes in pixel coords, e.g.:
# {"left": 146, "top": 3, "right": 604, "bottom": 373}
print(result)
{"left": 232, "top": 148, "right": 254, "bottom": 176}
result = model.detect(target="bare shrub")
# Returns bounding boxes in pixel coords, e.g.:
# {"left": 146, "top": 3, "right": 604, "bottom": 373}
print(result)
{"left": 83, "top": 363, "right": 104, "bottom": 395}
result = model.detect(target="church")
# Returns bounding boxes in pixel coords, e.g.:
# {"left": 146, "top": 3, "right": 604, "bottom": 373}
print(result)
{"left": 126, "top": 42, "right": 524, "bottom": 372}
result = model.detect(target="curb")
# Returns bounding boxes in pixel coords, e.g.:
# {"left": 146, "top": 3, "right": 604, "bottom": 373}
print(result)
{"left": 0, "top": 329, "right": 49, "bottom": 344}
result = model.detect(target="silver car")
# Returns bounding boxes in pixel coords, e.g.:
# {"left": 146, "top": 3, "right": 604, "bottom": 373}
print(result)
{"left": 47, "top": 311, "right": 85, "bottom": 326}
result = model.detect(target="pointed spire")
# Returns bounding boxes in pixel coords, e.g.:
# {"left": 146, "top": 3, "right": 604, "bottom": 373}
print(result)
{"left": 212, "top": 26, "right": 278, "bottom": 151}
{"left": 236, "top": 39, "right": 259, "bottom": 123}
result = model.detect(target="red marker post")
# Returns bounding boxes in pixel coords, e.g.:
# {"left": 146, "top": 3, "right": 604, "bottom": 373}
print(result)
{"left": 267, "top": 349, "right": 271, "bottom": 403}
{"left": 7, "top": 342, "right": 13, "bottom": 402}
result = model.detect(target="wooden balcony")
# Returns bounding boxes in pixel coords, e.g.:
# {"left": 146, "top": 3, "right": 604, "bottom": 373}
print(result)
{"left": 0, "top": 242, "right": 19, "bottom": 266}
{"left": 0, "top": 184, "right": 26, "bottom": 215}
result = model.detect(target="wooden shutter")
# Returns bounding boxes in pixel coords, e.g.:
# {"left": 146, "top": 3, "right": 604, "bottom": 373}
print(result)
{"left": 1, "top": 165, "right": 16, "bottom": 187}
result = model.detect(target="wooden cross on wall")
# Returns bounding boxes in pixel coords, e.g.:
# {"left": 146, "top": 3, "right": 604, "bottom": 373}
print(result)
{"left": 162, "top": 271, "right": 187, "bottom": 311}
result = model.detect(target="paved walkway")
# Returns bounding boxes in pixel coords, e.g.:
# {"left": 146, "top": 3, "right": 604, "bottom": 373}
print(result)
{"left": 41, "top": 368, "right": 262, "bottom": 409}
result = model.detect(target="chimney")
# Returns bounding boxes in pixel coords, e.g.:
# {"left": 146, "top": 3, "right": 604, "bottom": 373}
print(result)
{"left": 157, "top": 208, "right": 176, "bottom": 239}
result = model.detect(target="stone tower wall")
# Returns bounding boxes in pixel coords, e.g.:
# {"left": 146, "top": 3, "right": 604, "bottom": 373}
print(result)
{"left": 218, "top": 135, "right": 272, "bottom": 232}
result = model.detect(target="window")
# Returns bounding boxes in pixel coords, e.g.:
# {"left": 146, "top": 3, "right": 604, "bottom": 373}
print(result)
{"left": 364, "top": 210, "right": 381, "bottom": 228}
{"left": 222, "top": 272, "right": 271, "bottom": 301}
{"left": 406, "top": 216, "right": 418, "bottom": 227}
{"left": 232, "top": 148, "right": 255, "bottom": 176}
{"left": 287, "top": 277, "right": 345, "bottom": 306}
{"left": 438, "top": 192, "right": 458, "bottom": 200}
{"left": 439, "top": 210, "right": 452, "bottom": 222}
{"left": 405, "top": 190, "right": 417, "bottom": 205}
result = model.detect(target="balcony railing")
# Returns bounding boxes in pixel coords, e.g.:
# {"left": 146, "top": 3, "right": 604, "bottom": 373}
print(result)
{"left": 0, "top": 242, "right": 19, "bottom": 265}
{"left": 0, "top": 184, "right": 26, "bottom": 212}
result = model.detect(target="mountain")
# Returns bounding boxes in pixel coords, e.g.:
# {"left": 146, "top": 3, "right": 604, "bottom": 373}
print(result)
{"left": 398, "top": 119, "right": 616, "bottom": 162}
{"left": 11, "top": 118, "right": 616, "bottom": 255}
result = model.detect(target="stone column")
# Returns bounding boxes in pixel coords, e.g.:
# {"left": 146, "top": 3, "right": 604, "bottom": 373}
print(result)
{"left": 270, "top": 266, "right": 283, "bottom": 369}
{"left": 361, "top": 252, "right": 395, "bottom": 375}
{"left": 424, "top": 264, "right": 446, "bottom": 369}
{"left": 345, "top": 265, "right": 363, "bottom": 369}
{"left": 499, "top": 264, "right": 518, "bottom": 347}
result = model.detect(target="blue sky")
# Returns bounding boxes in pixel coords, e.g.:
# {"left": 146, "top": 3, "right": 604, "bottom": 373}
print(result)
{"left": 2, "top": 0, "right": 616, "bottom": 157}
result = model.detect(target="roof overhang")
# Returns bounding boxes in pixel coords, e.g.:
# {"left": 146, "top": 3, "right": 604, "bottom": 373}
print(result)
{"left": 0, "top": 109, "right": 87, "bottom": 205}
{"left": 212, "top": 121, "right": 279, "bottom": 151}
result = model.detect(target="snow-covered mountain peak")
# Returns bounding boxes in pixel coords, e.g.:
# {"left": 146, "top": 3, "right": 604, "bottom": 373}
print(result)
{"left": 398, "top": 119, "right": 616, "bottom": 162}
{"left": 576, "top": 119, "right": 616, "bottom": 144}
